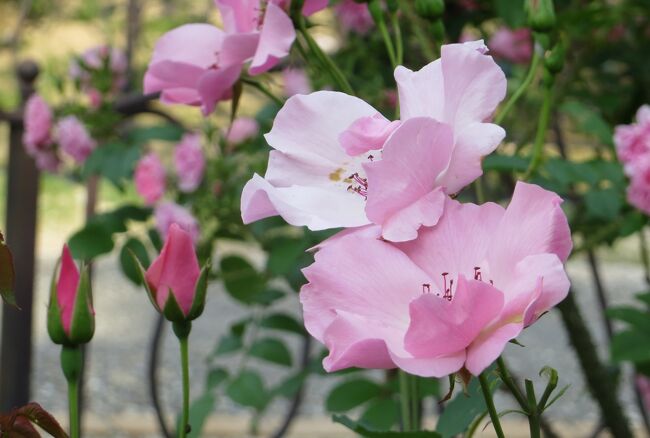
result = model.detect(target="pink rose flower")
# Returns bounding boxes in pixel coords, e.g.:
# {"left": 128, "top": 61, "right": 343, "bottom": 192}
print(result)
{"left": 134, "top": 153, "right": 166, "bottom": 205}
{"left": 637, "top": 376, "right": 650, "bottom": 413}
{"left": 57, "top": 116, "right": 97, "bottom": 164}
{"left": 626, "top": 154, "right": 650, "bottom": 215}
{"left": 241, "top": 40, "right": 506, "bottom": 241}
{"left": 70, "top": 45, "right": 128, "bottom": 96}
{"left": 224, "top": 117, "right": 260, "bottom": 145}
{"left": 146, "top": 223, "right": 201, "bottom": 317}
{"left": 335, "top": 0, "right": 374, "bottom": 35}
{"left": 282, "top": 68, "right": 312, "bottom": 97}
{"left": 174, "top": 133, "right": 205, "bottom": 192}
{"left": 489, "top": 27, "right": 533, "bottom": 64}
{"left": 22, "top": 94, "right": 53, "bottom": 155}
{"left": 145, "top": 0, "right": 312, "bottom": 115}
{"left": 615, "top": 105, "right": 650, "bottom": 165}
{"left": 154, "top": 201, "right": 201, "bottom": 244}
{"left": 300, "top": 182, "right": 572, "bottom": 376}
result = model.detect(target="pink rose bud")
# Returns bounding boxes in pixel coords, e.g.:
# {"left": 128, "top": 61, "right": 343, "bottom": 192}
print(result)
{"left": 139, "top": 224, "right": 209, "bottom": 322}
{"left": 335, "top": 0, "right": 374, "bottom": 35}
{"left": 174, "top": 133, "right": 205, "bottom": 193}
{"left": 22, "top": 94, "right": 53, "bottom": 156}
{"left": 282, "top": 68, "right": 312, "bottom": 97}
{"left": 154, "top": 201, "right": 201, "bottom": 244}
{"left": 615, "top": 105, "right": 650, "bottom": 165}
{"left": 223, "top": 117, "right": 260, "bottom": 145}
{"left": 134, "top": 152, "right": 166, "bottom": 205}
{"left": 57, "top": 116, "right": 97, "bottom": 164}
{"left": 47, "top": 245, "right": 95, "bottom": 345}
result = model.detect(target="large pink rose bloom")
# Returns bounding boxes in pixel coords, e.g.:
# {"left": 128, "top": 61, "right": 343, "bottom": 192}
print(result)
{"left": 57, "top": 116, "right": 97, "bottom": 164}
{"left": 22, "top": 94, "right": 53, "bottom": 155}
{"left": 335, "top": 0, "right": 374, "bottom": 35}
{"left": 615, "top": 105, "right": 650, "bottom": 165}
{"left": 301, "top": 182, "right": 572, "bottom": 376}
{"left": 488, "top": 27, "right": 532, "bottom": 64}
{"left": 135, "top": 153, "right": 166, "bottom": 205}
{"left": 174, "top": 133, "right": 205, "bottom": 192}
{"left": 154, "top": 201, "right": 201, "bottom": 244}
{"left": 241, "top": 40, "right": 506, "bottom": 241}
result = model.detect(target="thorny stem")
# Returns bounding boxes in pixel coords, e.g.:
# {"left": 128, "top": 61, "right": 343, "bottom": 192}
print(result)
{"left": 525, "top": 380, "right": 541, "bottom": 438}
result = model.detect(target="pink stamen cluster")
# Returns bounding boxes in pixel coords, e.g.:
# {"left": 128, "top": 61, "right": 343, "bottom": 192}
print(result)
{"left": 347, "top": 172, "right": 368, "bottom": 199}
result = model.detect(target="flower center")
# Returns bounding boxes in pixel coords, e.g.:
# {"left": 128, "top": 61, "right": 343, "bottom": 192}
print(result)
{"left": 421, "top": 267, "right": 493, "bottom": 301}
{"left": 347, "top": 172, "right": 368, "bottom": 199}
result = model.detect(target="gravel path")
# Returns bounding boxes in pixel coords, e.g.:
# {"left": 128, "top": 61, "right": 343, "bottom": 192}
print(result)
{"left": 8, "top": 242, "right": 650, "bottom": 436}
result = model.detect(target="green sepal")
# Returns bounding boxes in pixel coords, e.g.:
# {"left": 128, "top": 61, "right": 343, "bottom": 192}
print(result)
{"left": 187, "top": 261, "right": 211, "bottom": 321}
{"left": 162, "top": 288, "right": 187, "bottom": 323}
{"left": 68, "top": 264, "right": 95, "bottom": 345}
{"left": 46, "top": 259, "right": 68, "bottom": 345}
{"left": 128, "top": 249, "right": 161, "bottom": 313}
{"left": 526, "top": 0, "right": 556, "bottom": 33}
{"left": 415, "top": 0, "right": 445, "bottom": 19}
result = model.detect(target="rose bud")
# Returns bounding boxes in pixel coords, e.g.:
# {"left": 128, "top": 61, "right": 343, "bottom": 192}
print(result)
{"left": 47, "top": 245, "right": 95, "bottom": 345}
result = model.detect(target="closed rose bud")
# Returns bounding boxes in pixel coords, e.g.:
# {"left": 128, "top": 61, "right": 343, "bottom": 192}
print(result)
{"left": 47, "top": 246, "right": 95, "bottom": 346}
{"left": 137, "top": 224, "right": 209, "bottom": 322}
{"left": 526, "top": 0, "right": 556, "bottom": 33}
{"left": 415, "top": 0, "right": 445, "bottom": 20}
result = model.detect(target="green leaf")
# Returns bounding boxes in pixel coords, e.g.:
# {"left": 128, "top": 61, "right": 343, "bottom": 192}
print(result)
{"left": 333, "top": 414, "right": 442, "bottom": 437}
{"left": 360, "top": 398, "right": 400, "bottom": 431}
{"left": 619, "top": 212, "right": 647, "bottom": 237}
{"left": 436, "top": 373, "right": 500, "bottom": 438}
{"left": 273, "top": 372, "right": 307, "bottom": 399}
{"left": 83, "top": 141, "right": 140, "bottom": 188}
{"left": 177, "top": 392, "right": 216, "bottom": 438}
{"left": 494, "top": 0, "right": 526, "bottom": 27}
{"left": 585, "top": 188, "right": 622, "bottom": 221}
{"left": 636, "top": 292, "right": 650, "bottom": 309}
{"left": 611, "top": 330, "right": 650, "bottom": 363}
{"left": 259, "top": 313, "right": 304, "bottom": 335}
{"left": 226, "top": 370, "right": 270, "bottom": 410}
{"left": 483, "top": 154, "right": 529, "bottom": 173}
{"left": 220, "top": 256, "right": 266, "bottom": 304}
{"left": 68, "top": 222, "right": 114, "bottom": 260}
{"left": 128, "top": 124, "right": 185, "bottom": 143}
{"left": 326, "top": 379, "right": 383, "bottom": 412}
{"left": 0, "top": 232, "right": 16, "bottom": 308}
{"left": 249, "top": 337, "right": 293, "bottom": 367}
{"left": 561, "top": 101, "right": 613, "bottom": 147}
{"left": 206, "top": 367, "right": 229, "bottom": 390}
{"left": 606, "top": 307, "right": 650, "bottom": 332}
{"left": 266, "top": 237, "right": 308, "bottom": 276}
{"left": 119, "top": 237, "right": 150, "bottom": 285}
{"left": 213, "top": 334, "right": 243, "bottom": 356}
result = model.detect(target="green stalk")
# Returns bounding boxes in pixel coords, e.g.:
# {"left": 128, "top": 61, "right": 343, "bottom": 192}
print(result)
{"left": 478, "top": 372, "right": 504, "bottom": 438}
{"left": 399, "top": 370, "right": 412, "bottom": 431}
{"left": 391, "top": 13, "right": 404, "bottom": 66}
{"left": 297, "top": 19, "right": 354, "bottom": 95}
{"left": 410, "top": 375, "right": 419, "bottom": 429}
{"left": 61, "top": 346, "right": 83, "bottom": 438}
{"left": 494, "top": 50, "right": 542, "bottom": 125}
{"left": 496, "top": 357, "right": 528, "bottom": 410}
{"left": 173, "top": 321, "right": 192, "bottom": 438}
{"left": 399, "top": 0, "right": 436, "bottom": 60}
{"left": 525, "top": 380, "right": 541, "bottom": 438}
{"left": 67, "top": 379, "right": 80, "bottom": 438}
{"left": 524, "top": 73, "right": 554, "bottom": 178}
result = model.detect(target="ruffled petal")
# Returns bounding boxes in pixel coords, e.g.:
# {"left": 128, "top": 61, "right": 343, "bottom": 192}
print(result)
{"left": 249, "top": 3, "right": 296, "bottom": 75}
{"left": 265, "top": 91, "right": 378, "bottom": 162}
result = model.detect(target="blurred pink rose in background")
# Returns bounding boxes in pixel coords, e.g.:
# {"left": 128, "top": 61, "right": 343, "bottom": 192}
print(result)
{"left": 174, "top": 133, "right": 205, "bottom": 193}
{"left": 57, "top": 116, "right": 97, "bottom": 164}
{"left": 489, "top": 27, "right": 533, "bottom": 64}
{"left": 134, "top": 152, "right": 166, "bottom": 205}
{"left": 335, "top": 0, "right": 374, "bottom": 35}
{"left": 23, "top": 94, "right": 53, "bottom": 154}
{"left": 283, "top": 68, "right": 312, "bottom": 97}
{"left": 224, "top": 117, "right": 260, "bottom": 145}
{"left": 154, "top": 201, "right": 200, "bottom": 244}
{"left": 615, "top": 105, "right": 650, "bottom": 165}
